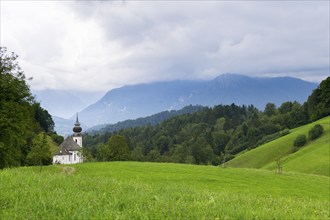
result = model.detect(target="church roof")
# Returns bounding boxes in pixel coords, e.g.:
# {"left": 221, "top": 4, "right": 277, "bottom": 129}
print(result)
{"left": 73, "top": 113, "right": 82, "bottom": 133}
{"left": 54, "top": 137, "right": 81, "bottom": 155}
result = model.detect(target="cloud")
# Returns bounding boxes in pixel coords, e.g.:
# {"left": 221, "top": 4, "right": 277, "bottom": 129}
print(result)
{"left": 1, "top": 1, "right": 329, "bottom": 92}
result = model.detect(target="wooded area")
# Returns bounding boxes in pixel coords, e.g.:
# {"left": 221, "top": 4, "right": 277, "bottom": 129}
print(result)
{"left": 84, "top": 77, "right": 329, "bottom": 165}
{"left": 0, "top": 47, "right": 62, "bottom": 169}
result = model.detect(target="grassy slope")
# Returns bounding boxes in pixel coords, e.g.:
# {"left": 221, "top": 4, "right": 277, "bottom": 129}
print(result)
{"left": 0, "top": 162, "right": 329, "bottom": 219}
{"left": 226, "top": 116, "right": 330, "bottom": 176}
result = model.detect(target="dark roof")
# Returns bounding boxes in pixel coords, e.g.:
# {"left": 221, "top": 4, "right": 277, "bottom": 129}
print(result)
{"left": 54, "top": 137, "right": 81, "bottom": 155}
{"left": 73, "top": 114, "right": 82, "bottom": 133}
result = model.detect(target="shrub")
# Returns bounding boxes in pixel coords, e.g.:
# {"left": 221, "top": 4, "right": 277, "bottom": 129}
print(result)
{"left": 294, "top": 134, "right": 307, "bottom": 148}
{"left": 308, "top": 124, "right": 324, "bottom": 140}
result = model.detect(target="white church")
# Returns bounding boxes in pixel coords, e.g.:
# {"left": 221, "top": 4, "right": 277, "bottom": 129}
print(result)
{"left": 53, "top": 115, "right": 84, "bottom": 164}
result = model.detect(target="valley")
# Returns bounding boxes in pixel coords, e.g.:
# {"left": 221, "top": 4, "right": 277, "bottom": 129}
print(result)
{"left": 1, "top": 2, "right": 329, "bottom": 219}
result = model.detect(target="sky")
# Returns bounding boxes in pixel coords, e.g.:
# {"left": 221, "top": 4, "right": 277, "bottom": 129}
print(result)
{"left": 1, "top": 1, "right": 329, "bottom": 94}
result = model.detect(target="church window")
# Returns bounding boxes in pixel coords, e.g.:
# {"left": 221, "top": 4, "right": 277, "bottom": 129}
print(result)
{"left": 74, "top": 154, "right": 76, "bottom": 161}
{"left": 75, "top": 139, "right": 77, "bottom": 143}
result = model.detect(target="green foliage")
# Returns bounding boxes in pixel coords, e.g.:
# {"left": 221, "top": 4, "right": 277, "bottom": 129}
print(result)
{"left": 264, "top": 103, "right": 277, "bottom": 117}
{"left": 0, "top": 162, "right": 329, "bottom": 219}
{"left": 90, "top": 105, "right": 206, "bottom": 135}
{"left": 306, "top": 77, "right": 330, "bottom": 121}
{"left": 308, "top": 124, "right": 324, "bottom": 140}
{"left": 33, "top": 103, "right": 54, "bottom": 133}
{"left": 50, "top": 133, "right": 64, "bottom": 145}
{"left": 98, "top": 135, "right": 130, "bottom": 161}
{"left": 294, "top": 134, "right": 307, "bottom": 148}
{"left": 26, "top": 133, "right": 52, "bottom": 167}
{"left": 0, "top": 47, "right": 57, "bottom": 169}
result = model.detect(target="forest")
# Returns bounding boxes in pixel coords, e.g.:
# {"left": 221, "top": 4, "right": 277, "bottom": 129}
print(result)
{"left": 83, "top": 77, "right": 329, "bottom": 165}
{"left": 0, "top": 47, "right": 62, "bottom": 169}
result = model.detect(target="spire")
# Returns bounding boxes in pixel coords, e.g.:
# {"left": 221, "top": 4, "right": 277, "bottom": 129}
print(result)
{"left": 73, "top": 113, "right": 82, "bottom": 133}
{"left": 75, "top": 113, "right": 80, "bottom": 126}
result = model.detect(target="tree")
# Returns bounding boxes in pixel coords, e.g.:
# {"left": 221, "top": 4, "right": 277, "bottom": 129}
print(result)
{"left": 33, "top": 103, "right": 55, "bottom": 133}
{"left": 308, "top": 124, "right": 324, "bottom": 140}
{"left": 294, "top": 134, "right": 307, "bottom": 148}
{"left": 27, "top": 133, "right": 52, "bottom": 171}
{"left": 97, "top": 143, "right": 110, "bottom": 161}
{"left": 108, "top": 135, "right": 130, "bottom": 161}
{"left": 264, "top": 103, "right": 277, "bottom": 117}
{"left": 50, "top": 133, "right": 64, "bottom": 145}
{"left": 0, "top": 47, "right": 58, "bottom": 169}
{"left": 306, "top": 77, "right": 330, "bottom": 121}
{"left": 147, "top": 149, "right": 160, "bottom": 162}
{"left": 155, "top": 135, "right": 170, "bottom": 155}
{"left": 278, "top": 101, "right": 293, "bottom": 114}
{"left": 0, "top": 47, "right": 34, "bottom": 168}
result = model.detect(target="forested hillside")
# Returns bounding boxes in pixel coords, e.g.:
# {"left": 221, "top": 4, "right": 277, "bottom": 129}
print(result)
{"left": 84, "top": 76, "right": 330, "bottom": 165}
{"left": 0, "top": 47, "right": 62, "bottom": 169}
{"left": 87, "top": 105, "right": 205, "bottom": 134}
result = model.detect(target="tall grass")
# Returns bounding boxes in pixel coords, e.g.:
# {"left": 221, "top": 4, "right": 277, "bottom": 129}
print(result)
{"left": 1, "top": 162, "right": 329, "bottom": 219}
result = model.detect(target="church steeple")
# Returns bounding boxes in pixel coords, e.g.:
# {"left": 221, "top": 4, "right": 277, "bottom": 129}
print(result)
{"left": 72, "top": 113, "right": 83, "bottom": 147}
{"left": 73, "top": 113, "right": 82, "bottom": 133}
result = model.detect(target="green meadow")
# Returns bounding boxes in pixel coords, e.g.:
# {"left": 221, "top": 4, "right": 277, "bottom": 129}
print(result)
{"left": 227, "top": 117, "right": 330, "bottom": 176}
{"left": 1, "top": 162, "right": 329, "bottom": 219}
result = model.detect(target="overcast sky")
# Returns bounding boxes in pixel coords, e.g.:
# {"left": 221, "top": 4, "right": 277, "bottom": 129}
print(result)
{"left": 1, "top": 1, "right": 329, "bottom": 93}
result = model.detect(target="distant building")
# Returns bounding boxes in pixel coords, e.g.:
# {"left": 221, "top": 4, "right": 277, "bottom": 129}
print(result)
{"left": 53, "top": 115, "right": 84, "bottom": 164}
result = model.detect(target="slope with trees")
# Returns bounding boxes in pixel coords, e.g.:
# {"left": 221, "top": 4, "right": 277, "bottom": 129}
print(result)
{"left": 0, "top": 47, "right": 61, "bottom": 169}
{"left": 84, "top": 77, "right": 329, "bottom": 166}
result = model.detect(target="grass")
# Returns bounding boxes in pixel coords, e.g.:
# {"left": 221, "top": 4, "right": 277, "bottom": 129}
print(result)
{"left": 226, "top": 116, "right": 330, "bottom": 176}
{"left": 0, "top": 162, "right": 329, "bottom": 219}
{"left": 263, "top": 131, "right": 330, "bottom": 176}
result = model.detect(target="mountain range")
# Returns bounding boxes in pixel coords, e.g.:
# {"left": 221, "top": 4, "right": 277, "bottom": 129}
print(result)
{"left": 78, "top": 74, "right": 317, "bottom": 127}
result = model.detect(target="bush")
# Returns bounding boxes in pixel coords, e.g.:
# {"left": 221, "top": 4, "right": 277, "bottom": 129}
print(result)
{"left": 294, "top": 134, "right": 307, "bottom": 148}
{"left": 308, "top": 124, "right": 324, "bottom": 140}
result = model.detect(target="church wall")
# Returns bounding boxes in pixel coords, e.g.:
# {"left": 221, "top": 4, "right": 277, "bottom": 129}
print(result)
{"left": 53, "top": 155, "right": 71, "bottom": 164}
{"left": 52, "top": 151, "right": 83, "bottom": 164}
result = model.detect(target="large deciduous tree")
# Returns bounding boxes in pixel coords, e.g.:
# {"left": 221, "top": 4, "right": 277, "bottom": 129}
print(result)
{"left": 98, "top": 135, "right": 130, "bottom": 161}
{"left": 0, "top": 47, "right": 56, "bottom": 168}
{"left": 0, "top": 47, "right": 34, "bottom": 168}
{"left": 108, "top": 135, "right": 130, "bottom": 161}
{"left": 27, "top": 133, "right": 52, "bottom": 171}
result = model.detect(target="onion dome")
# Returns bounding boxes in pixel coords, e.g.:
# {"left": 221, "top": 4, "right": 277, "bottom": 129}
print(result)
{"left": 73, "top": 114, "right": 82, "bottom": 133}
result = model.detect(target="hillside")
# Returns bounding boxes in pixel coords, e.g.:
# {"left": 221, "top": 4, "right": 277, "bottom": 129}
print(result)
{"left": 226, "top": 117, "right": 330, "bottom": 176}
{"left": 78, "top": 74, "right": 316, "bottom": 126}
{"left": 86, "top": 105, "right": 205, "bottom": 134}
{"left": 0, "top": 162, "right": 329, "bottom": 219}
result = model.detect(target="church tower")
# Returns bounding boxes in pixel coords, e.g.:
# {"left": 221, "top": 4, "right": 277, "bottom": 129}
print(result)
{"left": 72, "top": 114, "right": 83, "bottom": 147}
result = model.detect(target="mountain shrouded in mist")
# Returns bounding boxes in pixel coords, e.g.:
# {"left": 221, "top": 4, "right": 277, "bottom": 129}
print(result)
{"left": 78, "top": 74, "right": 317, "bottom": 127}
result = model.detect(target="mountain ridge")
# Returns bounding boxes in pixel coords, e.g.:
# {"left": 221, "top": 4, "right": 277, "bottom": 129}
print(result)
{"left": 78, "top": 74, "right": 317, "bottom": 126}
